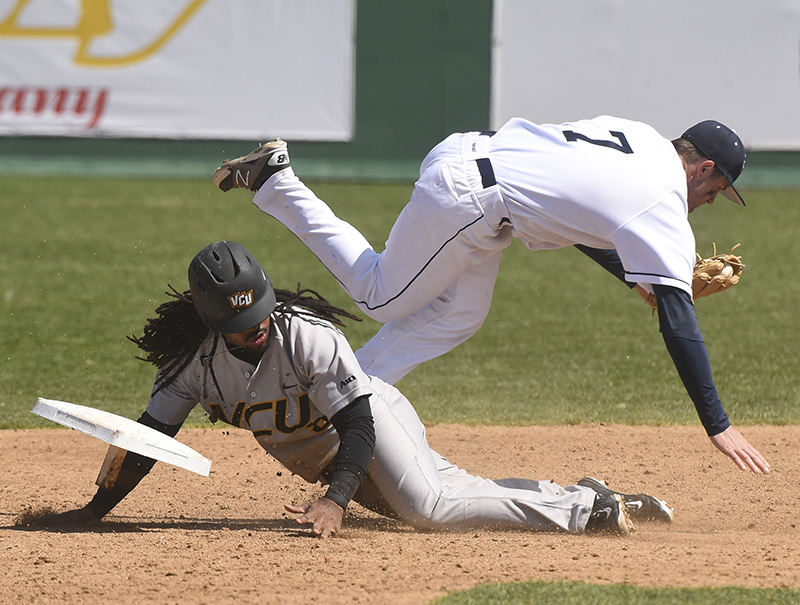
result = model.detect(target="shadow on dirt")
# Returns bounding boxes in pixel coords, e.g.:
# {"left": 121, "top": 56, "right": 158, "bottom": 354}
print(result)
{"left": 2, "top": 508, "right": 412, "bottom": 535}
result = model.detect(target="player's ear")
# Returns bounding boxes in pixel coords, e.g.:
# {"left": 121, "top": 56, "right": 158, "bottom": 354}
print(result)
{"left": 698, "top": 159, "right": 716, "bottom": 177}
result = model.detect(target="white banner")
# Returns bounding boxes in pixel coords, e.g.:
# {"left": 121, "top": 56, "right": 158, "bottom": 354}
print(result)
{"left": 492, "top": 0, "right": 800, "bottom": 150}
{"left": 0, "top": 0, "right": 355, "bottom": 140}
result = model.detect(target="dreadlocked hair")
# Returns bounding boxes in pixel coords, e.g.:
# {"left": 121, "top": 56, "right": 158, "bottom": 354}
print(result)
{"left": 274, "top": 284, "right": 362, "bottom": 327}
{"left": 128, "top": 283, "right": 361, "bottom": 395}
{"left": 127, "top": 285, "right": 209, "bottom": 394}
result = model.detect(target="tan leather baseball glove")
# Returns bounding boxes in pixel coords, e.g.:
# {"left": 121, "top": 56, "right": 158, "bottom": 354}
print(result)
{"left": 643, "top": 243, "right": 744, "bottom": 310}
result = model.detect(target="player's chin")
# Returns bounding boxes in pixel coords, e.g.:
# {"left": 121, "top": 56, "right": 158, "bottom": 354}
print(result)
{"left": 689, "top": 198, "right": 711, "bottom": 213}
{"left": 241, "top": 343, "right": 267, "bottom": 357}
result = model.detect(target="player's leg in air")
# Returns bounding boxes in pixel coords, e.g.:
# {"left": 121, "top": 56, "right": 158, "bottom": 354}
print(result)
{"left": 213, "top": 137, "right": 509, "bottom": 324}
{"left": 354, "top": 250, "right": 506, "bottom": 383}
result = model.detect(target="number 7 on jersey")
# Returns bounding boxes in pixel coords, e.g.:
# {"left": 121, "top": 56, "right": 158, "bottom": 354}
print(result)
{"left": 563, "top": 129, "right": 634, "bottom": 154}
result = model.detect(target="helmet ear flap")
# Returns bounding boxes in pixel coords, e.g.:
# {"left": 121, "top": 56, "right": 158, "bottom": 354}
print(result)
{"left": 188, "top": 241, "right": 276, "bottom": 333}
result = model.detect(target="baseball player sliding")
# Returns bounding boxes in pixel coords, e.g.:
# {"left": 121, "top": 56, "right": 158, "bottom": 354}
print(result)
{"left": 213, "top": 116, "right": 770, "bottom": 475}
{"left": 51, "top": 241, "right": 672, "bottom": 537}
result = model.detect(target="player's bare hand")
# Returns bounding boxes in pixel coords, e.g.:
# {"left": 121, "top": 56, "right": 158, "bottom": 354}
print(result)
{"left": 285, "top": 498, "right": 343, "bottom": 538}
{"left": 709, "top": 426, "right": 771, "bottom": 474}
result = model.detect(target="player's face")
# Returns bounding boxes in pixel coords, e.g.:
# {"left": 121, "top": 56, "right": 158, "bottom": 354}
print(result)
{"left": 687, "top": 162, "right": 731, "bottom": 213}
{"left": 223, "top": 317, "right": 272, "bottom": 354}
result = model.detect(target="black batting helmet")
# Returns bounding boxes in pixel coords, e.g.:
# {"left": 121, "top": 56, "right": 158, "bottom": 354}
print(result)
{"left": 188, "top": 241, "right": 277, "bottom": 333}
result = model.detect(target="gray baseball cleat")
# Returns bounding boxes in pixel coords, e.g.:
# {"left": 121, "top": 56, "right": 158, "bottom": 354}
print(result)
{"left": 584, "top": 492, "right": 635, "bottom": 536}
{"left": 213, "top": 139, "right": 291, "bottom": 192}
{"left": 578, "top": 476, "right": 674, "bottom": 523}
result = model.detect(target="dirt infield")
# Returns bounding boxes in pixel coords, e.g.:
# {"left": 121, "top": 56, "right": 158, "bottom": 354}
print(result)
{"left": 2, "top": 424, "right": 798, "bottom": 604}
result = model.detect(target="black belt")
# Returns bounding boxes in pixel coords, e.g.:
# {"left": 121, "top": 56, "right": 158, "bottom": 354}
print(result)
{"left": 476, "top": 158, "right": 496, "bottom": 188}
{"left": 476, "top": 130, "right": 497, "bottom": 188}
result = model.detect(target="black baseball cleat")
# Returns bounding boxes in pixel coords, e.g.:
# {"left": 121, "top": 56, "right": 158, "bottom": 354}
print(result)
{"left": 213, "top": 139, "right": 291, "bottom": 192}
{"left": 578, "top": 476, "right": 674, "bottom": 523}
{"left": 584, "top": 493, "right": 635, "bottom": 536}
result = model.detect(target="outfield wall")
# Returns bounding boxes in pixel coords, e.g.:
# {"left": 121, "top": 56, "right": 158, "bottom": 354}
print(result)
{"left": 0, "top": 0, "right": 798, "bottom": 185}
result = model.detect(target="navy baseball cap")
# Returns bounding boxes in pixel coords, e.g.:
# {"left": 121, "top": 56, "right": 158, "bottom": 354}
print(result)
{"left": 682, "top": 120, "right": 746, "bottom": 206}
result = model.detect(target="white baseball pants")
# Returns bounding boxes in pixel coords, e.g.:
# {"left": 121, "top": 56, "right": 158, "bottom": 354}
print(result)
{"left": 254, "top": 132, "right": 511, "bottom": 383}
{"left": 353, "top": 383, "right": 594, "bottom": 532}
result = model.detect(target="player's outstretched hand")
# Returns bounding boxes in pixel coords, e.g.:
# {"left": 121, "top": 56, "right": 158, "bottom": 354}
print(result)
{"left": 709, "top": 426, "right": 771, "bottom": 474}
{"left": 285, "top": 498, "right": 343, "bottom": 538}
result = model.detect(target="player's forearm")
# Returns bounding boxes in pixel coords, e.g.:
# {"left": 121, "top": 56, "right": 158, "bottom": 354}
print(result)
{"left": 661, "top": 334, "right": 730, "bottom": 435}
{"left": 87, "top": 411, "right": 183, "bottom": 519}
{"left": 325, "top": 395, "right": 376, "bottom": 509}
{"left": 655, "top": 285, "right": 730, "bottom": 436}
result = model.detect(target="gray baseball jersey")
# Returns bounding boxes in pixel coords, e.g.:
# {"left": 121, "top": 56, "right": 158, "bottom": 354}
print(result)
{"left": 146, "top": 311, "right": 372, "bottom": 482}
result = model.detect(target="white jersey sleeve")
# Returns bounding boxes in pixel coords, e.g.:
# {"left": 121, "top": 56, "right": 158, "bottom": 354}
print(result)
{"left": 611, "top": 191, "right": 696, "bottom": 294}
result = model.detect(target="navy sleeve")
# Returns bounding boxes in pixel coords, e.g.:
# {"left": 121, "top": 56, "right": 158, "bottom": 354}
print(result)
{"left": 324, "top": 395, "right": 375, "bottom": 510}
{"left": 654, "top": 285, "right": 730, "bottom": 436}
{"left": 574, "top": 245, "right": 636, "bottom": 288}
{"left": 86, "top": 411, "right": 183, "bottom": 518}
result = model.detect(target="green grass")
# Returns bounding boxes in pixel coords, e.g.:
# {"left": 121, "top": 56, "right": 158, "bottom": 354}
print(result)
{"left": 1, "top": 178, "right": 798, "bottom": 428}
{"left": 432, "top": 580, "right": 800, "bottom": 604}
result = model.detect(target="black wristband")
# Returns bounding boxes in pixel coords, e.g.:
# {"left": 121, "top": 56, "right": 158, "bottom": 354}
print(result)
{"left": 324, "top": 477, "right": 359, "bottom": 511}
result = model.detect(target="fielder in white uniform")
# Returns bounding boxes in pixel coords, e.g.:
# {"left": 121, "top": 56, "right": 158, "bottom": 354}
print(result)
{"left": 213, "top": 116, "right": 770, "bottom": 475}
{"left": 50, "top": 242, "right": 678, "bottom": 536}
